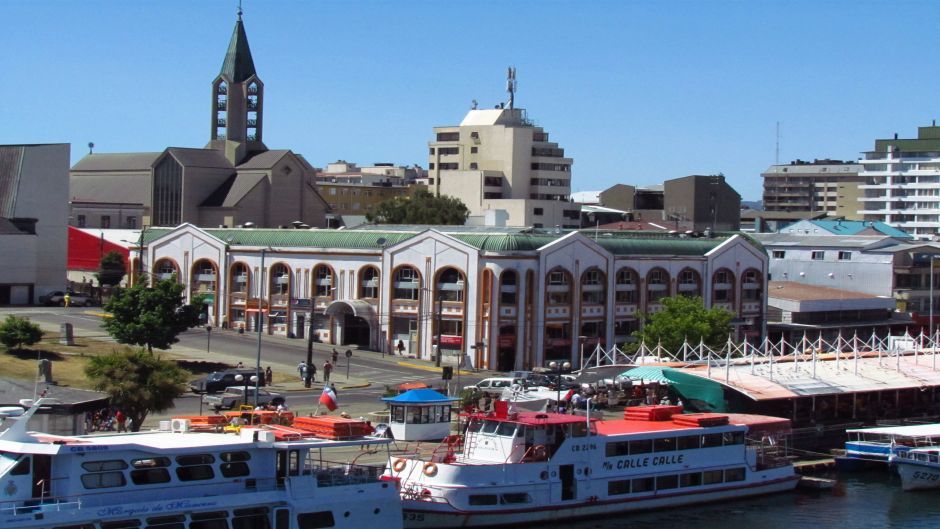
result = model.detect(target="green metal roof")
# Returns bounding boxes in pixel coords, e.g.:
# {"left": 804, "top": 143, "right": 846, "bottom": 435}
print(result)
{"left": 220, "top": 18, "right": 257, "bottom": 83}
{"left": 143, "top": 226, "right": 748, "bottom": 257}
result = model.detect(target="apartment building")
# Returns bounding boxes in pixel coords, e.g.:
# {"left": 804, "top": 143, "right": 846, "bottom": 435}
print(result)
{"left": 314, "top": 161, "right": 417, "bottom": 223}
{"left": 761, "top": 159, "right": 863, "bottom": 217}
{"left": 859, "top": 124, "right": 940, "bottom": 239}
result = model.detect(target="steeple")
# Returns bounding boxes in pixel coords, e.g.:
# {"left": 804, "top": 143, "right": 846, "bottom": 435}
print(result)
{"left": 209, "top": 9, "right": 266, "bottom": 164}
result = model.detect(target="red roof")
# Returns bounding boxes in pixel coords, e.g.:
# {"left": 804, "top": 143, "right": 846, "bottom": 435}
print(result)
{"left": 466, "top": 410, "right": 597, "bottom": 427}
{"left": 67, "top": 227, "right": 130, "bottom": 272}
{"left": 596, "top": 419, "right": 705, "bottom": 435}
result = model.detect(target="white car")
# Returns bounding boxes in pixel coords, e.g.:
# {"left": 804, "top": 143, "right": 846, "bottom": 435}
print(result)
{"left": 464, "top": 377, "right": 518, "bottom": 394}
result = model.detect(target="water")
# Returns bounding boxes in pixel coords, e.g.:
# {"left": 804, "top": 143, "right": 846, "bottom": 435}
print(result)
{"left": 558, "top": 471, "right": 940, "bottom": 529}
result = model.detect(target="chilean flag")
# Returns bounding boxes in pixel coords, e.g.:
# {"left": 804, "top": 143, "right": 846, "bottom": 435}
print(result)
{"left": 319, "top": 386, "right": 338, "bottom": 411}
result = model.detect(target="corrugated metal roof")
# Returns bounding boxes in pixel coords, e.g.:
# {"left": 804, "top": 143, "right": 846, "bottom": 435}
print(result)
{"left": 0, "top": 146, "right": 23, "bottom": 217}
{"left": 70, "top": 152, "right": 161, "bottom": 172}
{"left": 237, "top": 150, "right": 289, "bottom": 169}
{"left": 166, "top": 148, "right": 232, "bottom": 169}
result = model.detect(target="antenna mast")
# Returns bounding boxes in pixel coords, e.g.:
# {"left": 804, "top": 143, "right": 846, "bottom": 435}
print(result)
{"left": 775, "top": 121, "right": 781, "bottom": 165}
{"left": 506, "top": 67, "right": 516, "bottom": 110}
{"left": 237, "top": 0, "right": 243, "bottom": 19}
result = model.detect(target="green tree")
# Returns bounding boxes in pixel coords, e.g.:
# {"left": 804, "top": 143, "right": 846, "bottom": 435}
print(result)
{"left": 0, "top": 315, "right": 44, "bottom": 352}
{"left": 632, "top": 296, "right": 733, "bottom": 352}
{"left": 366, "top": 188, "right": 469, "bottom": 225}
{"left": 85, "top": 348, "right": 188, "bottom": 431}
{"left": 102, "top": 278, "right": 204, "bottom": 353}
{"left": 95, "top": 250, "right": 127, "bottom": 288}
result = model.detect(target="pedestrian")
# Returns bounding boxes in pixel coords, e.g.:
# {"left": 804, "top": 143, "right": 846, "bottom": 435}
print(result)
{"left": 63, "top": 292, "right": 71, "bottom": 308}
{"left": 331, "top": 349, "right": 339, "bottom": 364}
{"left": 115, "top": 410, "right": 127, "bottom": 433}
{"left": 330, "top": 383, "right": 338, "bottom": 397}
{"left": 397, "top": 340, "right": 405, "bottom": 355}
{"left": 323, "top": 360, "right": 332, "bottom": 382}
{"left": 236, "top": 361, "right": 244, "bottom": 368}
{"left": 297, "top": 361, "right": 307, "bottom": 381}
{"left": 265, "top": 366, "right": 273, "bottom": 385}
{"left": 310, "top": 362, "right": 317, "bottom": 382}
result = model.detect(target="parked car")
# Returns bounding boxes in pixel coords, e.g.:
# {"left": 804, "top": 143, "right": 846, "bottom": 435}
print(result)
{"left": 463, "top": 377, "right": 519, "bottom": 395}
{"left": 203, "top": 387, "right": 285, "bottom": 412}
{"left": 40, "top": 290, "right": 92, "bottom": 307}
{"left": 189, "top": 369, "right": 267, "bottom": 394}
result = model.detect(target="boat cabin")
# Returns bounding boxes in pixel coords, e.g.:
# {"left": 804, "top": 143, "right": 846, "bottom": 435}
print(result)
{"left": 381, "top": 389, "right": 458, "bottom": 441}
{"left": 462, "top": 410, "right": 597, "bottom": 463}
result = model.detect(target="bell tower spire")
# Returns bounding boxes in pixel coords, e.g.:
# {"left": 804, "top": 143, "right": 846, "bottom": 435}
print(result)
{"left": 209, "top": 7, "right": 266, "bottom": 164}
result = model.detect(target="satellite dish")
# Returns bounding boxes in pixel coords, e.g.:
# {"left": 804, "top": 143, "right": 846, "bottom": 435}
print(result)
{"left": 87, "top": 142, "right": 95, "bottom": 154}
{"left": 376, "top": 237, "right": 388, "bottom": 247}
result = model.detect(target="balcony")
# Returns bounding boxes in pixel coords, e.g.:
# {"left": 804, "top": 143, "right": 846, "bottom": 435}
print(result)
{"left": 216, "top": 119, "right": 226, "bottom": 127}
{"left": 615, "top": 304, "right": 638, "bottom": 317}
{"left": 712, "top": 302, "right": 734, "bottom": 312}
{"left": 499, "top": 306, "right": 517, "bottom": 318}
{"left": 581, "top": 305, "right": 605, "bottom": 318}
{"left": 247, "top": 119, "right": 257, "bottom": 127}
{"left": 230, "top": 292, "right": 247, "bottom": 303}
{"left": 196, "top": 273, "right": 217, "bottom": 281}
{"left": 742, "top": 301, "right": 762, "bottom": 314}
{"left": 270, "top": 294, "right": 290, "bottom": 306}
{"left": 216, "top": 102, "right": 227, "bottom": 111}
{"left": 545, "top": 306, "right": 570, "bottom": 319}
{"left": 247, "top": 101, "right": 258, "bottom": 110}
{"left": 392, "top": 300, "right": 419, "bottom": 314}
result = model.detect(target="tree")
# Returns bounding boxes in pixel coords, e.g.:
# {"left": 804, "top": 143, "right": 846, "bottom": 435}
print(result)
{"left": 632, "top": 296, "right": 733, "bottom": 353}
{"left": 0, "top": 315, "right": 44, "bottom": 352}
{"left": 366, "top": 188, "right": 469, "bottom": 225}
{"left": 96, "top": 250, "right": 127, "bottom": 288}
{"left": 85, "top": 348, "right": 188, "bottom": 431}
{"left": 102, "top": 278, "right": 204, "bottom": 353}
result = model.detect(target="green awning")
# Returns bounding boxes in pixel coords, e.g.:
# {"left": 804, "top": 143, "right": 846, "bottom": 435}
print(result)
{"left": 621, "top": 367, "right": 727, "bottom": 413}
{"left": 620, "top": 366, "right": 673, "bottom": 384}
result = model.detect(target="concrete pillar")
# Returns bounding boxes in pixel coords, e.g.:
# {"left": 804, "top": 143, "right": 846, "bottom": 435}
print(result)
{"left": 59, "top": 323, "right": 74, "bottom": 346}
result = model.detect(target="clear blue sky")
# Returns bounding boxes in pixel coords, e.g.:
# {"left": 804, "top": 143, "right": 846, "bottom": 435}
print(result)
{"left": 2, "top": 0, "right": 938, "bottom": 201}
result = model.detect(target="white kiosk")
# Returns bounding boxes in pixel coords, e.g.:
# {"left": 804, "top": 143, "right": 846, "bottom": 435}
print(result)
{"left": 381, "top": 389, "right": 459, "bottom": 441}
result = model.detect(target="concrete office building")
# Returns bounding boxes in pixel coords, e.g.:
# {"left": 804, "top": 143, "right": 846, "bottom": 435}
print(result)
{"left": 859, "top": 124, "right": 940, "bottom": 239}
{"left": 69, "top": 12, "right": 329, "bottom": 230}
{"left": 762, "top": 160, "right": 863, "bottom": 217}
{"left": 0, "top": 144, "right": 70, "bottom": 304}
{"left": 315, "top": 161, "right": 416, "bottom": 226}
{"left": 143, "top": 225, "right": 766, "bottom": 370}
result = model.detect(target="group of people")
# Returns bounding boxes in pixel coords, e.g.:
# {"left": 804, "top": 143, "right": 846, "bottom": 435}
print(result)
{"left": 297, "top": 348, "right": 351, "bottom": 384}
{"left": 84, "top": 407, "right": 129, "bottom": 432}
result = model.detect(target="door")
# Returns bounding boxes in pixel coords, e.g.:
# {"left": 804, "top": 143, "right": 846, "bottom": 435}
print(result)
{"left": 559, "top": 464, "right": 576, "bottom": 501}
{"left": 296, "top": 315, "right": 305, "bottom": 339}
{"left": 32, "top": 454, "right": 51, "bottom": 499}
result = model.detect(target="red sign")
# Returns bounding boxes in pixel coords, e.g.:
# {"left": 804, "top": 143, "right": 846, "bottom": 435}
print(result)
{"left": 437, "top": 335, "right": 463, "bottom": 348}
{"left": 498, "top": 335, "right": 516, "bottom": 348}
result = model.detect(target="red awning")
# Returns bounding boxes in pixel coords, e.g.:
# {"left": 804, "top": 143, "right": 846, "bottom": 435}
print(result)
{"left": 67, "top": 227, "right": 130, "bottom": 272}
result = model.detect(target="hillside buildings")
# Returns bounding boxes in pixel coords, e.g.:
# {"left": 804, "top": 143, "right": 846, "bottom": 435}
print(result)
{"left": 144, "top": 225, "right": 766, "bottom": 370}
{"left": 761, "top": 160, "right": 863, "bottom": 217}
{"left": 859, "top": 124, "right": 940, "bottom": 240}
{"left": 0, "top": 144, "right": 70, "bottom": 304}
{"left": 69, "top": 13, "right": 329, "bottom": 230}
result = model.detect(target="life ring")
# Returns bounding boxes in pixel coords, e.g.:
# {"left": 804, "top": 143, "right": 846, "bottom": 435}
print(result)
{"left": 423, "top": 462, "right": 438, "bottom": 477}
{"left": 392, "top": 459, "right": 407, "bottom": 473}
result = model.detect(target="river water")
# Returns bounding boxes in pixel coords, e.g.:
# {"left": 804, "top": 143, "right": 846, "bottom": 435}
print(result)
{"left": 560, "top": 471, "right": 940, "bottom": 529}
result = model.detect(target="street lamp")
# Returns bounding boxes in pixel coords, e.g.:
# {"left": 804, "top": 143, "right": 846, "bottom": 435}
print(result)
{"left": 254, "top": 247, "right": 272, "bottom": 408}
{"left": 234, "top": 374, "right": 259, "bottom": 411}
{"left": 205, "top": 325, "right": 212, "bottom": 354}
{"left": 930, "top": 256, "right": 940, "bottom": 348}
{"left": 548, "top": 360, "right": 571, "bottom": 412}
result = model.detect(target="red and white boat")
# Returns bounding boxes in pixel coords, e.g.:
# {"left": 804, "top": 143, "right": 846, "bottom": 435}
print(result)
{"left": 387, "top": 404, "right": 798, "bottom": 528}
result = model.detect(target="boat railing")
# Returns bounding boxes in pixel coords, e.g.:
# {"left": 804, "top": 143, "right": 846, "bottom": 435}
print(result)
{"left": 306, "top": 459, "right": 386, "bottom": 487}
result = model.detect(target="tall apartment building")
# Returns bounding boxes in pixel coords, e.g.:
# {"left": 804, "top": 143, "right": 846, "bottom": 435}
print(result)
{"left": 859, "top": 124, "right": 940, "bottom": 239}
{"left": 315, "top": 161, "right": 415, "bottom": 224}
{"left": 762, "top": 160, "right": 862, "bottom": 217}
{"left": 425, "top": 105, "right": 581, "bottom": 228}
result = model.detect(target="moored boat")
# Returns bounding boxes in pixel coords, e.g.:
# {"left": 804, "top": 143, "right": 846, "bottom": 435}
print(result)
{"left": 836, "top": 424, "right": 940, "bottom": 470}
{"left": 0, "top": 400, "right": 403, "bottom": 529}
{"left": 894, "top": 447, "right": 940, "bottom": 491}
{"left": 386, "top": 404, "right": 798, "bottom": 528}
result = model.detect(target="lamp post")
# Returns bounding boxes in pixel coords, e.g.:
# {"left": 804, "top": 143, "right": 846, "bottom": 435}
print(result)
{"left": 254, "top": 248, "right": 269, "bottom": 408}
{"left": 205, "top": 325, "right": 212, "bottom": 354}
{"left": 548, "top": 360, "right": 572, "bottom": 412}
{"left": 235, "top": 374, "right": 258, "bottom": 410}
{"left": 931, "top": 256, "right": 939, "bottom": 349}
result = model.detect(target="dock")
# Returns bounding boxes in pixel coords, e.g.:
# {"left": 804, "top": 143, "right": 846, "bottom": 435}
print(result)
{"left": 793, "top": 458, "right": 836, "bottom": 474}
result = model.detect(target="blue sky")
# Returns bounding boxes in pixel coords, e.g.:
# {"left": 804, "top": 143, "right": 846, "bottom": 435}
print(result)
{"left": 2, "top": 0, "right": 938, "bottom": 201}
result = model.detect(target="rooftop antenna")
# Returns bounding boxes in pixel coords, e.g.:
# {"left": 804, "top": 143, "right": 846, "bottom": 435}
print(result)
{"left": 237, "top": 0, "right": 243, "bottom": 20}
{"left": 87, "top": 142, "right": 94, "bottom": 154}
{"left": 506, "top": 66, "right": 517, "bottom": 110}
{"left": 471, "top": 99, "right": 478, "bottom": 110}
{"left": 775, "top": 121, "right": 781, "bottom": 165}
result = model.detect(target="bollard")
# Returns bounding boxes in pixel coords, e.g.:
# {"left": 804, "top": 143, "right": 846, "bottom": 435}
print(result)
{"left": 59, "top": 323, "right": 74, "bottom": 346}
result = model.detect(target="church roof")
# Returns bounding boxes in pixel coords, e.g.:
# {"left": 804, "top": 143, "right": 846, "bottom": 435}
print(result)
{"left": 220, "top": 18, "right": 257, "bottom": 83}
{"left": 165, "top": 147, "right": 232, "bottom": 169}
{"left": 237, "top": 150, "right": 290, "bottom": 169}
{"left": 70, "top": 152, "right": 161, "bottom": 172}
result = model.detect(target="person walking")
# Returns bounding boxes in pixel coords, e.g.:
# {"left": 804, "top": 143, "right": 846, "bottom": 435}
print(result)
{"left": 309, "top": 362, "right": 317, "bottom": 382}
{"left": 63, "top": 292, "right": 71, "bottom": 308}
{"left": 115, "top": 410, "right": 127, "bottom": 433}
{"left": 265, "top": 366, "right": 273, "bottom": 386}
{"left": 297, "top": 361, "right": 307, "bottom": 381}
{"left": 323, "top": 360, "right": 332, "bottom": 382}
{"left": 397, "top": 340, "right": 405, "bottom": 356}
{"left": 331, "top": 349, "right": 339, "bottom": 364}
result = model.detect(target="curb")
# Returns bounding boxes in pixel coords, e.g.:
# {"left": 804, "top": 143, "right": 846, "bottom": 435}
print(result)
{"left": 396, "top": 361, "right": 473, "bottom": 376}
{"left": 278, "top": 382, "right": 372, "bottom": 393}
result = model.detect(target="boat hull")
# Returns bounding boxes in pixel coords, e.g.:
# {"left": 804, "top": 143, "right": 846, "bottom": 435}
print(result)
{"left": 401, "top": 475, "right": 800, "bottom": 529}
{"left": 896, "top": 461, "right": 940, "bottom": 491}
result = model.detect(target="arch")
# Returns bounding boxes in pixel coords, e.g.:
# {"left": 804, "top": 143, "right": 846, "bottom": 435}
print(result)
{"left": 741, "top": 268, "right": 763, "bottom": 303}
{"left": 267, "top": 262, "right": 291, "bottom": 335}
{"left": 712, "top": 268, "right": 736, "bottom": 305}
{"left": 391, "top": 265, "right": 422, "bottom": 301}
{"left": 499, "top": 269, "right": 518, "bottom": 305}
{"left": 190, "top": 258, "right": 219, "bottom": 325}
{"left": 312, "top": 264, "right": 336, "bottom": 300}
{"left": 153, "top": 258, "right": 180, "bottom": 284}
{"left": 545, "top": 267, "right": 573, "bottom": 305}
{"left": 677, "top": 267, "right": 702, "bottom": 298}
{"left": 325, "top": 300, "right": 377, "bottom": 349}
{"left": 614, "top": 267, "right": 639, "bottom": 304}
{"left": 646, "top": 267, "right": 671, "bottom": 303}
{"left": 580, "top": 267, "right": 607, "bottom": 305}
{"left": 358, "top": 266, "right": 380, "bottom": 300}
{"left": 228, "top": 262, "right": 251, "bottom": 330}
{"left": 433, "top": 267, "right": 468, "bottom": 362}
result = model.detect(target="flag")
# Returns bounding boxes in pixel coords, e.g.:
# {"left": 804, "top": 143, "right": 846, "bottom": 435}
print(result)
{"left": 319, "top": 386, "right": 338, "bottom": 411}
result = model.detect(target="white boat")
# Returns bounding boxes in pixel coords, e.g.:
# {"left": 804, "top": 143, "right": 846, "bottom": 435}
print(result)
{"left": 837, "top": 424, "right": 940, "bottom": 469}
{"left": 0, "top": 400, "right": 403, "bottom": 529}
{"left": 386, "top": 405, "right": 798, "bottom": 528}
{"left": 894, "top": 447, "right": 940, "bottom": 491}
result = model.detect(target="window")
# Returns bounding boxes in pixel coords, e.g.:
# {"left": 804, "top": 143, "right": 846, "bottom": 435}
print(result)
{"left": 438, "top": 147, "right": 459, "bottom": 155}
{"left": 722, "top": 431, "right": 745, "bottom": 445}
{"left": 772, "top": 250, "right": 785, "bottom": 259}
{"left": 701, "top": 434, "right": 723, "bottom": 448}
{"left": 680, "top": 472, "right": 702, "bottom": 487}
{"left": 81, "top": 460, "right": 127, "bottom": 472}
{"left": 656, "top": 474, "right": 679, "bottom": 490}
{"left": 233, "top": 507, "right": 271, "bottom": 529}
{"left": 175, "top": 453, "right": 215, "bottom": 481}
{"left": 394, "top": 267, "right": 420, "bottom": 300}
{"left": 438, "top": 163, "right": 459, "bottom": 170}
{"left": 77, "top": 214, "right": 86, "bottom": 227}
{"left": 360, "top": 267, "right": 379, "bottom": 299}
{"left": 469, "top": 163, "right": 478, "bottom": 170}
{"left": 533, "top": 208, "right": 544, "bottom": 215}
{"left": 484, "top": 176, "right": 502, "bottom": 187}
{"left": 297, "top": 511, "right": 335, "bottom": 529}
{"left": 130, "top": 456, "right": 171, "bottom": 485}
{"left": 190, "top": 510, "right": 229, "bottom": 529}
{"left": 812, "top": 251, "right": 825, "bottom": 261}
{"left": 81, "top": 471, "right": 126, "bottom": 489}
{"left": 677, "top": 435, "right": 700, "bottom": 450}
{"left": 429, "top": 147, "right": 435, "bottom": 154}
{"left": 631, "top": 477, "right": 655, "bottom": 493}
{"left": 471, "top": 146, "right": 478, "bottom": 153}
{"left": 100, "top": 521, "right": 141, "bottom": 529}
{"left": 629, "top": 439, "right": 652, "bottom": 454}
{"left": 469, "top": 494, "right": 499, "bottom": 505}
{"left": 654, "top": 437, "right": 677, "bottom": 452}
{"left": 606, "top": 441, "right": 630, "bottom": 457}
{"left": 126, "top": 216, "right": 137, "bottom": 228}
{"left": 703, "top": 470, "right": 724, "bottom": 485}
{"left": 608, "top": 479, "right": 630, "bottom": 495}
{"left": 839, "top": 251, "right": 852, "bottom": 260}
{"left": 145, "top": 514, "right": 185, "bottom": 529}
{"left": 500, "top": 493, "right": 531, "bottom": 504}
{"left": 724, "top": 467, "right": 746, "bottom": 482}
{"left": 436, "top": 132, "right": 459, "bottom": 141}
{"left": 101, "top": 215, "right": 111, "bottom": 228}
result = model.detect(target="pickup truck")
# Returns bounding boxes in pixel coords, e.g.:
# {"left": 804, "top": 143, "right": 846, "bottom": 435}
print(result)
{"left": 203, "top": 386, "right": 285, "bottom": 412}
{"left": 40, "top": 291, "right": 93, "bottom": 307}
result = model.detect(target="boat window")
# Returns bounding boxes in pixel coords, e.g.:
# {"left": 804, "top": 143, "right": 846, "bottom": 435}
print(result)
{"left": 220, "top": 451, "right": 251, "bottom": 462}
{"left": 677, "top": 435, "right": 700, "bottom": 450}
{"left": 608, "top": 479, "right": 630, "bottom": 495}
{"left": 101, "top": 520, "right": 141, "bottom": 529}
{"left": 656, "top": 474, "right": 679, "bottom": 490}
{"left": 221, "top": 461, "right": 251, "bottom": 478}
{"left": 81, "top": 460, "right": 127, "bottom": 472}
{"left": 468, "top": 494, "right": 499, "bottom": 505}
{"left": 81, "top": 471, "right": 126, "bottom": 489}
{"left": 466, "top": 420, "right": 484, "bottom": 433}
{"left": 496, "top": 422, "right": 517, "bottom": 437}
{"left": 725, "top": 467, "right": 746, "bottom": 482}
{"left": 482, "top": 420, "right": 500, "bottom": 434}
{"left": 190, "top": 511, "right": 229, "bottom": 529}
{"left": 233, "top": 507, "right": 272, "bottom": 529}
{"left": 571, "top": 422, "right": 588, "bottom": 438}
{"left": 722, "top": 431, "right": 744, "bottom": 445}
{"left": 177, "top": 464, "right": 215, "bottom": 481}
{"left": 703, "top": 470, "right": 723, "bottom": 485}
{"left": 11, "top": 456, "right": 29, "bottom": 475}
{"left": 679, "top": 472, "right": 702, "bottom": 487}
{"left": 297, "top": 511, "right": 335, "bottom": 529}
{"left": 500, "top": 492, "right": 532, "bottom": 504}
{"left": 177, "top": 454, "right": 216, "bottom": 465}
{"left": 605, "top": 441, "right": 629, "bottom": 457}
{"left": 391, "top": 406, "right": 404, "bottom": 423}
{"left": 701, "top": 434, "right": 723, "bottom": 448}
{"left": 631, "top": 477, "right": 654, "bottom": 493}
{"left": 145, "top": 514, "right": 186, "bottom": 529}
{"left": 131, "top": 457, "right": 170, "bottom": 469}
{"left": 653, "top": 437, "right": 677, "bottom": 452}
{"left": 628, "top": 439, "right": 652, "bottom": 454}
{"left": 130, "top": 468, "right": 171, "bottom": 485}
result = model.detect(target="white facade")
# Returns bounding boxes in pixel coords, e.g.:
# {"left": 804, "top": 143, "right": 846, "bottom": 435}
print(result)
{"left": 146, "top": 225, "right": 767, "bottom": 371}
